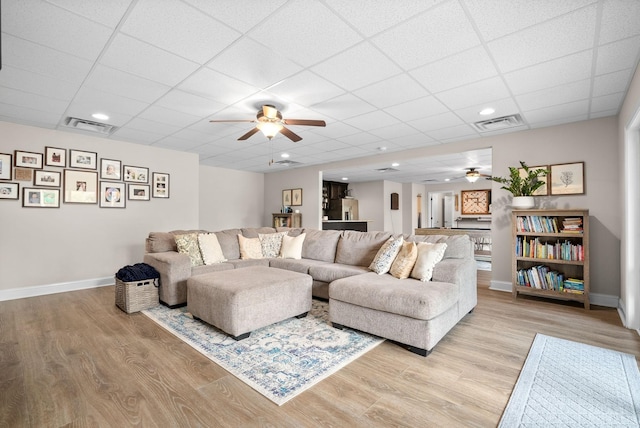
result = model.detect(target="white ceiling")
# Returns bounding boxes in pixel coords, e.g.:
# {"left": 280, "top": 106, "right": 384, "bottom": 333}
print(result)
{"left": 1, "top": 0, "right": 639, "bottom": 183}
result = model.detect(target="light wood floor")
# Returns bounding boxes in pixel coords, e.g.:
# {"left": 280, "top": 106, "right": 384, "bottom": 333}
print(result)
{"left": 2, "top": 270, "right": 639, "bottom": 427}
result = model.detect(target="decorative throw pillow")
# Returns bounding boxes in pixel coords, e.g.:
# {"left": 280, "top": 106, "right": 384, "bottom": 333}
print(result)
{"left": 411, "top": 242, "right": 447, "bottom": 282}
{"left": 259, "top": 232, "right": 288, "bottom": 258}
{"left": 238, "top": 234, "right": 263, "bottom": 259}
{"left": 280, "top": 233, "right": 306, "bottom": 259}
{"left": 369, "top": 236, "right": 404, "bottom": 275}
{"left": 198, "top": 233, "right": 227, "bottom": 265}
{"left": 390, "top": 241, "right": 418, "bottom": 279}
{"left": 175, "top": 233, "right": 204, "bottom": 267}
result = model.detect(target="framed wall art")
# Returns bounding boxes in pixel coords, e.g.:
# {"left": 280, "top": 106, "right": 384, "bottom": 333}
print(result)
{"left": 291, "top": 188, "right": 303, "bottom": 206}
{"left": 519, "top": 165, "right": 549, "bottom": 196}
{"left": 100, "top": 158, "right": 122, "bottom": 180}
{"left": 14, "top": 168, "right": 33, "bottom": 182}
{"left": 0, "top": 153, "right": 12, "bottom": 180}
{"left": 100, "top": 181, "right": 126, "bottom": 208}
{"left": 0, "top": 182, "right": 19, "bottom": 200}
{"left": 45, "top": 146, "right": 67, "bottom": 167}
{"left": 461, "top": 189, "right": 491, "bottom": 215}
{"left": 63, "top": 169, "right": 97, "bottom": 203}
{"left": 14, "top": 150, "right": 43, "bottom": 169}
{"left": 550, "top": 162, "right": 584, "bottom": 195}
{"left": 69, "top": 149, "right": 97, "bottom": 170}
{"left": 128, "top": 184, "right": 150, "bottom": 201}
{"left": 282, "top": 189, "right": 292, "bottom": 207}
{"left": 124, "top": 165, "right": 149, "bottom": 183}
{"left": 34, "top": 170, "right": 61, "bottom": 187}
{"left": 152, "top": 172, "right": 169, "bottom": 198}
{"left": 23, "top": 187, "right": 60, "bottom": 208}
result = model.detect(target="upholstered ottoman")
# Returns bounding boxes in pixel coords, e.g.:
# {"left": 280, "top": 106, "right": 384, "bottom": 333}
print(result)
{"left": 187, "top": 266, "right": 312, "bottom": 340}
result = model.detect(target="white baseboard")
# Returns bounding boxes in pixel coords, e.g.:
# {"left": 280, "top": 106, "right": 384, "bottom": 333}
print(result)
{"left": 0, "top": 277, "right": 113, "bottom": 302}
{"left": 488, "top": 280, "right": 618, "bottom": 308}
{"left": 489, "top": 280, "right": 512, "bottom": 292}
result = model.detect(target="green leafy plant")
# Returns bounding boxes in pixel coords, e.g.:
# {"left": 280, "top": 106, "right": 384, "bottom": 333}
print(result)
{"left": 490, "top": 161, "right": 548, "bottom": 196}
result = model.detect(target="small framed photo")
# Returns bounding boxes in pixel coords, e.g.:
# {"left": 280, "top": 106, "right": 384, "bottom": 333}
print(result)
{"left": 14, "top": 167, "right": 33, "bottom": 182}
{"left": 291, "top": 188, "right": 303, "bottom": 206}
{"left": 23, "top": 187, "right": 60, "bottom": 208}
{"left": 45, "top": 146, "right": 67, "bottom": 167}
{"left": 519, "top": 165, "right": 548, "bottom": 196}
{"left": 282, "top": 189, "right": 292, "bottom": 207}
{"left": 100, "top": 158, "right": 122, "bottom": 180}
{"left": 34, "top": 170, "right": 61, "bottom": 187}
{"left": 0, "top": 182, "right": 19, "bottom": 200}
{"left": 124, "top": 165, "right": 149, "bottom": 183}
{"left": 128, "top": 184, "right": 150, "bottom": 201}
{"left": 69, "top": 149, "right": 97, "bottom": 170}
{"left": 100, "top": 181, "right": 126, "bottom": 208}
{"left": 152, "top": 172, "right": 170, "bottom": 198}
{"left": 0, "top": 153, "right": 12, "bottom": 180}
{"left": 550, "top": 162, "right": 585, "bottom": 195}
{"left": 14, "top": 150, "right": 43, "bottom": 169}
{"left": 63, "top": 169, "right": 98, "bottom": 203}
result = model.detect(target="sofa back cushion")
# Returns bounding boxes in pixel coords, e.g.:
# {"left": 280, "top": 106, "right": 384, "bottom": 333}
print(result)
{"left": 301, "top": 229, "right": 341, "bottom": 262}
{"left": 406, "top": 234, "right": 472, "bottom": 259}
{"left": 145, "top": 229, "right": 203, "bottom": 253}
{"left": 241, "top": 227, "right": 276, "bottom": 238}
{"left": 214, "top": 228, "right": 242, "bottom": 260}
{"left": 335, "top": 231, "right": 393, "bottom": 267}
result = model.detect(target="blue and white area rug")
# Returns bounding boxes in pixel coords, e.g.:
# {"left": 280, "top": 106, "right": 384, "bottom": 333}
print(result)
{"left": 499, "top": 333, "right": 640, "bottom": 427}
{"left": 143, "top": 300, "right": 383, "bottom": 405}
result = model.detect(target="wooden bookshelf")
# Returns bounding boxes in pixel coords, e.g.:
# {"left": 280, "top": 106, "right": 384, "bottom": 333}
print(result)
{"left": 512, "top": 209, "right": 589, "bottom": 309}
{"left": 272, "top": 213, "right": 301, "bottom": 228}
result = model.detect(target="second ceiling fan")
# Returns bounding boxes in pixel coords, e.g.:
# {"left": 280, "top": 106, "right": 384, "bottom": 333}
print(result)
{"left": 210, "top": 104, "right": 326, "bottom": 142}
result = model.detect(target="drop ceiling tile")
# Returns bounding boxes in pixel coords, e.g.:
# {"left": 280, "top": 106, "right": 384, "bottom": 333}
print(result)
{"left": 353, "top": 74, "right": 429, "bottom": 109}
{"left": 372, "top": 0, "right": 480, "bottom": 70}
{"left": 248, "top": 0, "right": 362, "bottom": 67}
{"left": 368, "top": 123, "right": 425, "bottom": 140}
{"left": 123, "top": 117, "right": 182, "bottom": 136}
{"left": 504, "top": 51, "right": 593, "bottom": 95}
{"left": 3, "top": 0, "right": 112, "bottom": 60}
{"left": 528, "top": 113, "right": 589, "bottom": 129}
{"left": 593, "top": 70, "right": 633, "bottom": 97}
{"left": 207, "top": 38, "right": 303, "bottom": 89}
{"left": 590, "top": 109, "right": 618, "bottom": 119}
{"left": 0, "top": 65, "right": 79, "bottom": 101}
{"left": 0, "top": 103, "right": 61, "bottom": 127}
{"left": 311, "top": 42, "right": 402, "bottom": 91}
{"left": 436, "top": 76, "right": 510, "bottom": 110}
{"left": 409, "top": 111, "right": 465, "bottom": 133}
{"left": 153, "top": 135, "right": 205, "bottom": 151}
{"left": 183, "top": 0, "right": 287, "bottom": 33}
{"left": 46, "top": 0, "right": 133, "bottom": 28}
{"left": 428, "top": 124, "right": 478, "bottom": 142}
{"left": 343, "top": 110, "right": 401, "bottom": 131}
{"left": 385, "top": 96, "right": 450, "bottom": 122}
{"left": 178, "top": 68, "right": 259, "bottom": 105}
{"left": 515, "top": 79, "right": 591, "bottom": 111}
{"left": 599, "top": 0, "right": 640, "bottom": 44}
{"left": 265, "top": 71, "right": 345, "bottom": 107}
{"left": 0, "top": 87, "right": 68, "bottom": 115}
{"left": 337, "top": 132, "right": 382, "bottom": 146}
{"left": 100, "top": 34, "right": 200, "bottom": 86}
{"left": 590, "top": 92, "right": 625, "bottom": 113}
{"left": 596, "top": 37, "right": 640, "bottom": 75}
{"left": 138, "top": 105, "right": 201, "bottom": 128}
{"left": 110, "top": 127, "right": 164, "bottom": 144}
{"left": 2, "top": 35, "right": 93, "bottom": 85}
{"left": 523, "top": 99, "right": 590, "bottom": 124}
{"left": 454, "top": 97, "right": 521, "bottom": 123}
{"left": 311, "top": 94, "right": 376, "bottom": 121}
{"left": 489, "top": 6, "right": 596, "bottom": 73}
{"left": 410, "top": 46, "right": 498, "bottom": 93}
{"left": 387, "top": 134, "right": 437, "bottom": 149}
{"left": 155, "top": 90, "right": 226, "bottom": 118}
{"left": 64, "top": 105, "right": 134, "bottom": 127}
{"left": 464, "top": 0, "right": 596, "bottom": 41}
{"left": 84, "top": 65, "right": 170, "bottom": 103}
{"left": 72, "top": 87, "right": 149, "bottom": 117}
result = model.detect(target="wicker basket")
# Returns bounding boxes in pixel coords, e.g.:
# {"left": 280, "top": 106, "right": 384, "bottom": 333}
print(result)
{"left": 115, "top": 277, "right": 159, "bottom": 313}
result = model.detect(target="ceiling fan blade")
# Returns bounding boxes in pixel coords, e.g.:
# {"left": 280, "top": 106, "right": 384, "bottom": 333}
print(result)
{"left": 209, "top": 119, "right": 255, "bottom": 123}
{"left": 263, "top": 105, "right": 278, "bottom": 119}
{"left": 283, "top": 119, "right": 326, "bottom": 127}
{"left": 279, "top": 126, "right": 302, "bottom": 142}
{"left": 238, "top": 127, "right": 260, "bottom": 140}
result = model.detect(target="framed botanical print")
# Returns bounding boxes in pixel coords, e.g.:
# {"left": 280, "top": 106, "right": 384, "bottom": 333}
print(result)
{"left": 34, "top": 170, "right": 61, "bottom": 187}
{"left": 100, "top": 181, "right": 126, "bottom": 208}
{"left": 14, "top": 150, "right": 43, "bottom": 169}
{"left": 152, "top": 172, "right": 169, "bottom": 198}
{"left": 461, "top": 190, "right": 491, "bottom": 215}
{"left": 282, "top": 189, "right": 292, "bottom": 207}
{"left": 550, "top": 162, "right": 585, "bottom": 195}
{"left": 45, "top": 146, "right": 67, "bottom": 167}
{"left": 100, "top": 158, "right": 122, "bottom": 180}
{"left": 23, "top": 187, "right": 60, "bottom": 208}
{"left": 291, "top": 188, "right": 302, "bottom": 206}
{"left": 63, "top": 169, "right": 98, "bottom": 203}
{"left": 0, "top": 153, "right": 12, "bottom": 180}
{"left": 69, "top": 149, "right": 97, "bottom": 170}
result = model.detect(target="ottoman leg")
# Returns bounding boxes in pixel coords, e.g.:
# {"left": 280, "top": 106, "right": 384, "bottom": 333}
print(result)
{"left": 295, "top": 312, "right": 308, "bottom": 319}
{"left": 332, "top": 322, "right": 345, "bottom": 330}
{"left": 232, "top": 332, "right": 250, "bottom": 341}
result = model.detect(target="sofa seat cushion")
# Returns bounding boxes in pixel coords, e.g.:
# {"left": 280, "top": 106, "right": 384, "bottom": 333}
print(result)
{"left": 191, "top": 262, "right": 234, "bottom": 276}
{"left": 226, "top": 258, "right": 271, "bottom": 269}
{"left": 329, "top": 272, "right": 459, "bottom": 321}
{"left": 269, "top": 258, "right": 329, "bottom": 275}
{"left": 308, "top": 263, "right": 369, "bottom": 283}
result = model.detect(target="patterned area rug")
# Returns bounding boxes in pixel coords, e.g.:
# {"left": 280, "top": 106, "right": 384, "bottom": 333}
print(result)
{"left": 143, "top": 300, "right": 383, "bottom": 405}
{"left": 499, "top": 334, "right": 640, "bottom": 427}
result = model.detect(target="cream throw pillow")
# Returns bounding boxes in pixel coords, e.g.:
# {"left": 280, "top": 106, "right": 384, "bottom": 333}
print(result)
{"left": 390, "top": 241, "right": 418, "bottom": 279}
{"left": 259, "top": 232, "right": 288, "bottom": 258}
{"left": 198, "top": 233, "right": 227, "bottom": 265}
{"left": 238, "top": 234, "right": 263, "bottom": 259}
{"left": 411, "top": 242, "right": 447, "bottom": 282}
{"left": 369, "top": 236, "right": 404, "bottom": 275}
{"left": 175, "top": 233, "right": 204, "bottom": 267}
{"left": 280, "top": 233, "right": 306, "bottom": 259}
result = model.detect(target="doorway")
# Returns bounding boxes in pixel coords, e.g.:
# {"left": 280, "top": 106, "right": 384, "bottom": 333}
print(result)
{"left": 427, "top": 191, "right": 454, "bottom": 228}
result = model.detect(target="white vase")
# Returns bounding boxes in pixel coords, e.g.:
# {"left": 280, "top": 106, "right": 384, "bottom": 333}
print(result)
{"left": 512, "top": 196, "right": 535, "bottom": 209}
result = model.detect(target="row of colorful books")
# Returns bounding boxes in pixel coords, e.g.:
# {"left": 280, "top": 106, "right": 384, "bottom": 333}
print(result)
{"left": 516, "top": 265, "right": 584, "bottom": 294}
{"left": 515, "top": 237, "right": 585, "bottom": 261}
{"left": 516, "top": 216, "right": 559, "bottom": 233}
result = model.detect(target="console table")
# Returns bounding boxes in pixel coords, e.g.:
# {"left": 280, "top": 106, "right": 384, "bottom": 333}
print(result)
{"left": 414, "top": 228, "right": 491, "bottom": 260}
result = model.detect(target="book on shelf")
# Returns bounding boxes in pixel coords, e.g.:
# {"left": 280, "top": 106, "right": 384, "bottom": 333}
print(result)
{"left": 516, "top": 216, "right": 559, "bottom": 233}
{"left": 561, "top": 217, "right": 583, "bottom": 233}
{"left": 515, "top": 237, "right": 584, "bottom": 261}
{"left": 516, "top": 265, "right": 565, "bottom": 291}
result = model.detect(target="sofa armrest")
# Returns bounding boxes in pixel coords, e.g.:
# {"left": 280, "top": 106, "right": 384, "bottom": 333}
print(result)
{"left": 143, "top": 251, "right": 191, "bottom": 306}
{"left": 432, "top": 258, "right": 477, "bottom": 316}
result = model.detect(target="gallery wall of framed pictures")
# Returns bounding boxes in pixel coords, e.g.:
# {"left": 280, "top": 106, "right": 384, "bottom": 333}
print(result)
{"left": 0, "top": 147, "right": 171, "bottom": 209}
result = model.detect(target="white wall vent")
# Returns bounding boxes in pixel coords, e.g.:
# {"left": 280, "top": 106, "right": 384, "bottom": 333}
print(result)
{"left": 273, "top": 159, "right": 302, "bottom": 166}
{"left": 473, "top": 114, "right": 523, "bottom": 132}
{"left": 64, "top": 117, "right": 116, "bottom": 135}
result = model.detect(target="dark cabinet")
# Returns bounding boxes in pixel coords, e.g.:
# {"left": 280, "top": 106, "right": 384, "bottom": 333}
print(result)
{"left": 323, "top": 180, "right": 349, "bottom": 220}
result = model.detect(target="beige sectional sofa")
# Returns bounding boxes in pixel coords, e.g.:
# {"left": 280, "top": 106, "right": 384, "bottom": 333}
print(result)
{"left": 143, "top": 227, "right": 477, "bottom": 356}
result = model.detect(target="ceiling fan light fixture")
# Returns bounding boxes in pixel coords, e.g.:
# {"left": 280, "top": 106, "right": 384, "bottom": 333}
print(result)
{"left": 466, "top": 170, "right": 480, "bottom": 182}
{"left": 256, "top": 121, "right": 283, "bottom": 139}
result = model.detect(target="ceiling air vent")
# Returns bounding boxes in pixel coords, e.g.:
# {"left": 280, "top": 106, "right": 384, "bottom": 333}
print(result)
{"left": 376, "top": 167, "right": 399, "bottom": 173}
{"left": 64, "top": 117, "right": 116, "bottom": 135}
{"left": 473, "top": 114, "right": 523, "bottom": 132}
{"left": 273, "top": 159, "right": 303, "bottom": 166}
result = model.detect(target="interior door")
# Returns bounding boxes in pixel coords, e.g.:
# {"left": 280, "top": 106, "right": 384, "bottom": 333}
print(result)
{"left": 443, "top": 195, "right": 455, "bottom": 228}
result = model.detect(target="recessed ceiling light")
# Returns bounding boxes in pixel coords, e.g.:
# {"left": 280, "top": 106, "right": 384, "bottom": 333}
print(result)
{"left": 342, "top": 177, "right": 348, "bottom": 181}
{"left": 92, "top": 113, "right": 109, "bottom": 121}
{"left": 444, "top": 178, "right": 451, "bottom": 182}
{"left": 281, "top": 153, "right": 290, "bottom": 158}
{"left": 391, "top": 162, "right": 399, "bottom": 167}
{"left": 378, "top": 146, "right": 387, "bottom": 151}
{"left": 479, "top": 108, "right": 495, "bottom": 116}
